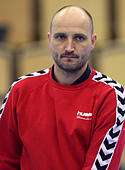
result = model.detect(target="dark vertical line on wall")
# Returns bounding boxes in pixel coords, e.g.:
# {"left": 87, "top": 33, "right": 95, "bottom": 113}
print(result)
{"left": 32, "top": 0, "right": 41, "bottom": 41}
{"left": 108, "top": 0, "right": 117, "bottom": 40}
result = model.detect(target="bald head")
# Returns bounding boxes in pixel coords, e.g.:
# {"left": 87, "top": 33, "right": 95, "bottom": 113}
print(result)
{"left": 50, "top": 5, "right": 94, "bottom": 34}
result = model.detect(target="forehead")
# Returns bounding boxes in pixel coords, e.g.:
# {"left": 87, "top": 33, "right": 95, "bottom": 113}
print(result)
{"left": 52, "top": 7, "right": 91, "bottom": 34}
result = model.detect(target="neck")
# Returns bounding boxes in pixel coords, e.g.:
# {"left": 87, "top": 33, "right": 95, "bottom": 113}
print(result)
{"left": 53, "top": 64, "right": 88, "bottom": 85}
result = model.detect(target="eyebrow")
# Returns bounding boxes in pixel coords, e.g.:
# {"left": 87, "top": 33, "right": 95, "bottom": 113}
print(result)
{"left": 54, "top": 32, "right": 66, "bottom": 37}
{"left": 54, "top": 32, "right": 88, "bottom": 38}
{"left": 73, "top": 33, "right": 88, "bottom": 39}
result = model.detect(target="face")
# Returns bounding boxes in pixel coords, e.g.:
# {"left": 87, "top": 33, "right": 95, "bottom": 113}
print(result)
{"left": 48, "top": 7, "right": 96, "bottom": 73}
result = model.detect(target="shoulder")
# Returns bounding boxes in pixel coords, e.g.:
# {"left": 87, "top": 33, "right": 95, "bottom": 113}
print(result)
{"left": 12, "top": 68, "right": 50, "bottom": 92}
{"left": 0, "top": 69, "right": 50, "bottom": 118}
{"left": 92, "top": 70, "right": 125, "bottom": 96}
{"left": 4, "top": 68, "right": 50, "bottom": 104}
{"left": 91, "top": 70, "right": 125, "bottom": 118}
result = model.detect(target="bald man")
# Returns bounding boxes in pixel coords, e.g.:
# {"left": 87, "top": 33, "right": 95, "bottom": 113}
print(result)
{"left": 0, "top": 5, "right": 125, "bottom": 170}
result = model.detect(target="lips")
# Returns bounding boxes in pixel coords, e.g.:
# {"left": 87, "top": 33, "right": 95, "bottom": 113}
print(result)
{"left": 61, "top": 54, "right": 79, "bottom": 59}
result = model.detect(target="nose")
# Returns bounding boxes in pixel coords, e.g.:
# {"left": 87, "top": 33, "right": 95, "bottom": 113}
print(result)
{"left": 65, "top": 38, "right": 74, "bottom": 53}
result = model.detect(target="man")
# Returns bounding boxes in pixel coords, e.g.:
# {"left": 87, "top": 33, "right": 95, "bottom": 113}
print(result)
{"left": 0, "top": 5, "right": 125, "bottom": 170}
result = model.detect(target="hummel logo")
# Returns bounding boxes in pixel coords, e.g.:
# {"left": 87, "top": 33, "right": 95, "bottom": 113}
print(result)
{"left": 77, "top": 111, "right": 92, "bottom": 120}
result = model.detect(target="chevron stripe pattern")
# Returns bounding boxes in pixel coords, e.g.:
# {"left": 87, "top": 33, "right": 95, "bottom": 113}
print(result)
{"left": 0, "top": 69, "right": 49, "bottom": 119}
{"left": 92, "top": 71, "right": 125, "bottom": 170}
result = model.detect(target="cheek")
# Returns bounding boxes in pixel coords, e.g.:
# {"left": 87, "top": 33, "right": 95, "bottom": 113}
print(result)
{"left": 80, "top": 43, "right": 92, "bottom": 53}
{"left": 50, "top": 45, "right": 60, "bottom": 57}
{"left": 51, "top": 43, "right": 63, "bottom": 53}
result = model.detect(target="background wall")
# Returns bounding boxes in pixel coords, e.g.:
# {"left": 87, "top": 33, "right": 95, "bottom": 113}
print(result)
{"left": 0, "top": 0, "right": 125, "bottom": 168}
{"left": 0, "top": 0, "right": 33, "bottom": 43}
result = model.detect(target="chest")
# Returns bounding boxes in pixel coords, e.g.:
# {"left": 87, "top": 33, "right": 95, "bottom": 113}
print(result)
{"left": 17, "top": 86, "right": 98, "bottom": 149}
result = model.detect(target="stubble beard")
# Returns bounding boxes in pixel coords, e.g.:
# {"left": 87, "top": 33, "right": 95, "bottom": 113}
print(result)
{"left": 53, "top": 53, "right": 89, "bottom": 73}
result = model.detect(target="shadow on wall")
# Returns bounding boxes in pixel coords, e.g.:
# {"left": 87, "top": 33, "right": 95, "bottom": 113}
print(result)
{"left": 0, "top": 25, "right": 10, "bottom": 43}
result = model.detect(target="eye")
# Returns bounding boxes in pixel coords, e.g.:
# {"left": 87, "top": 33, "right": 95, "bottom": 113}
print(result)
{"left": 74, "top": 35, "right": 86, "bottom": 41}
{"left": 54, "top": 34, "right": 66, "bottom": 40}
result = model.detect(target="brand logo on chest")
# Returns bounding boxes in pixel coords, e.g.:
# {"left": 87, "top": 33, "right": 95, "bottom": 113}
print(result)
{"left": 76, "top": 111, "right": 92, "bottom": 120}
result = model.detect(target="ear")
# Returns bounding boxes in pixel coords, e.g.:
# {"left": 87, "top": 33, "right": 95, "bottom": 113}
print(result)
{"left": 48, "top": 32, "right": 51, "bottom": 42}
{"left": 91, "top": 33, "right": 97, "bottom": 50}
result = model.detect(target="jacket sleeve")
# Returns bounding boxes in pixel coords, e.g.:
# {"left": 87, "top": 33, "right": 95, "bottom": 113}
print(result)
{"left": 0, "top": 86, "right": 22, "bottom": 170}
{"left": 82, "top": 86, "right": 125, "bottom": 170}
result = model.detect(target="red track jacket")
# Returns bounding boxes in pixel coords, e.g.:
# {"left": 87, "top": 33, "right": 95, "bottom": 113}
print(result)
{"left": 0, "top": 68, "right": 125, "bottom": 170}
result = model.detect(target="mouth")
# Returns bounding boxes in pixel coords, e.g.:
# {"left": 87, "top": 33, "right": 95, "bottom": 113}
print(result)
{"left": 61, "top": 54, "right": 79, "bottom": 59}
